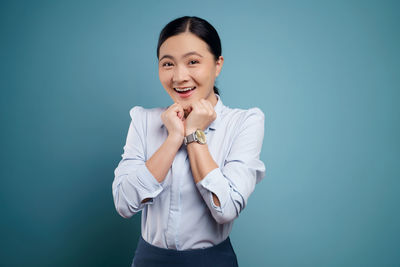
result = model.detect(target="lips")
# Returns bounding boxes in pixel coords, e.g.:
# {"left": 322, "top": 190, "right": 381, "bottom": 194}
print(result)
{"left": 173, "top": 86, "right": 196, "bottom": 98}
{"left": 174, "top": 86, "right": 196, "bottom": 93}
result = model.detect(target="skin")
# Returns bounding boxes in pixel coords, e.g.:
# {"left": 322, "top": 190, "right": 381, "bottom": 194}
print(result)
{"left": 143, "top": 32, "right": 224, "bottom": 207}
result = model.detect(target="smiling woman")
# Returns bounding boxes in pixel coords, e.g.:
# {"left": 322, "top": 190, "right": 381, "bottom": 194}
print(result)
{"left": 112, "top": 16, "right": 266, "bottom": 267}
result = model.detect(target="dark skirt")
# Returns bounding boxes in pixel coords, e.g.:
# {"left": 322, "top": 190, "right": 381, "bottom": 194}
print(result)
{"left": 131, "top": 235, "right": 239, "bottom": 267}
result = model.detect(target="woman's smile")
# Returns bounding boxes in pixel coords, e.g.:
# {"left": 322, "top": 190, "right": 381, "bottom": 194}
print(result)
{"left": 174, "top": 86, "right": 197, "bottom": 98}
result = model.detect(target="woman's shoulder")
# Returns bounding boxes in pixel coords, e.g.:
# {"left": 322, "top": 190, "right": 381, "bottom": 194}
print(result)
{"left": 128, "top": 105, "right": 166, "bottom": 120}
{"left": 219, "top": 105, "right": 265, "bottom": 140}
{"left": 221, "top": 104, "right": 265, "bottom": 124}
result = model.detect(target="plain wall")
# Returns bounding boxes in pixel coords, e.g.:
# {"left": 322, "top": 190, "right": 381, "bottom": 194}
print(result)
{"left": 1, "top": 0, "right": 399, "bottom": 266}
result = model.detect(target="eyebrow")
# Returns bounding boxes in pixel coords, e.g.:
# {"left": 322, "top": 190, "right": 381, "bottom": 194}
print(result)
{"left": 159, "top": 51, "right": 203, "bottom": 61}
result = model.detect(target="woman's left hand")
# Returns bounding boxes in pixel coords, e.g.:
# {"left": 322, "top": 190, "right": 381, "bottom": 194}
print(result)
{"left": 184, "top": 98, "right": 217, "bottom": 135}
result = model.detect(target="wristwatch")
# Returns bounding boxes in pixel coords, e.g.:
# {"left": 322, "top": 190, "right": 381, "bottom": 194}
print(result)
{"left": 184, "top": 129, "right": 206, "bottom": 145}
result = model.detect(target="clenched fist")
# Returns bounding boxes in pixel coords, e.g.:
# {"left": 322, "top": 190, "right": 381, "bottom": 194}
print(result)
{"left": 184, "top": 99, "right": 217, "bottom": 136}
{"left": 161, "top": 103, "right": 185, "bottom": 140}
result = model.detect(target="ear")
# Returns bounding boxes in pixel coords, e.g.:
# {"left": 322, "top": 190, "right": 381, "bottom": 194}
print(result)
{"left": 215, "top": 56, "right": 224, "bottom": 77}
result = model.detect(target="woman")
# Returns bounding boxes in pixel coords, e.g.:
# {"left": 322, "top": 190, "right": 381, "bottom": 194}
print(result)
{"left": 112, "top": 16, "right": 266, "bottom": 267}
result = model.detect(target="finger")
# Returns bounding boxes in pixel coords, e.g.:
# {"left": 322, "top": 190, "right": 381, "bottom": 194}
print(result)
{"left": 167, "top": 103, "right": 176, "bottom": 110}
{"left": 199, "top": 99, "right": 212, "bottom": 114}
{"left": 169, "top": 103, "right": 184, "bottom": 119}
{"left": 186, "top": 105, "right": 193, "bottom": 114}
{"left": 200, "top": 99, "right": 217, "bottom": 119}
{"left": 184, "top": 102, "right": 193, "bottom": 112}
{"left": 192, "top": 100, "right": 204, "bottom": 113}
{"left": 183, "top": 104, "right": 192, "bottom": 119}
{"left": 169, "top": 102, "right": 179, "bottom": 110}
{"left": 175, "top": 103, "right": 184, "bottom": 119}
{"left": 200, "top": 99, "right": 213, "bottom": 111}
{"left": 170, "top": 102, "right": 182, "bottom": 110}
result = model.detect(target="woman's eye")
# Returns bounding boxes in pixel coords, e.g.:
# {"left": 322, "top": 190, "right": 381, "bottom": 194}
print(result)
{"left": 189, "top": 60, "right": 199, "bottom": 65}
{"left": 162, "top": 62, "right": 173, "bottom": 67}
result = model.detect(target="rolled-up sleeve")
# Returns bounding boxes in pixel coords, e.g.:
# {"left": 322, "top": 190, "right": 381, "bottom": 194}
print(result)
{"left": 196, "top": 107, "right": 266, "bottom": 224}
{"left": 112, "top": 106, "right": 164, "bottom": 219}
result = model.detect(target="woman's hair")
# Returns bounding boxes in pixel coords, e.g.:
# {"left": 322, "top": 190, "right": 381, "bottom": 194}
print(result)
{"left": 157, "top": 16, "right": 222, "bottom": 96}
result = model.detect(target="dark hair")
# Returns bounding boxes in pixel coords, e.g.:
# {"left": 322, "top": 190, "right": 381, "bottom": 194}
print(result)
{"left": 157, "top": 16, "right": 222, "bottom": 96}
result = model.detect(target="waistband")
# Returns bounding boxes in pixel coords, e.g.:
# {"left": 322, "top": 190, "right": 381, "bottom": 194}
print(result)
{"left": 133, "top": 235, "right": 238, "bottom": 267}
{"left": 137, "top": 235, "right": 233, "bottom": 255}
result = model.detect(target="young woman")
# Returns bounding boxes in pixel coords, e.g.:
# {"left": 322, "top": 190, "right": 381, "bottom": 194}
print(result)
{"left": 112, "top": 16, "right": 266, "bottom": 267}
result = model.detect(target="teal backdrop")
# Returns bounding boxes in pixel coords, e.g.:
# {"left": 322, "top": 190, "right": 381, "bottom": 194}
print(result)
{"left": 1, "top": 0, "right": 399, "bottom": 266}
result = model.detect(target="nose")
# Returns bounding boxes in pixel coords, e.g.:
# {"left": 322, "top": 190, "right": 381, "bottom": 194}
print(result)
{"left": 172, "top": 64, "right": 189, "bottom": 84}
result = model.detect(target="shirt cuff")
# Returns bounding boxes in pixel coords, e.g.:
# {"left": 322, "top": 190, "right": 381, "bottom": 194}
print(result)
{"left": 196, "top": 167, "right": 229, "bottom": 213}
{"left": 129, "top": 163, "right": 164, "bottom": 204}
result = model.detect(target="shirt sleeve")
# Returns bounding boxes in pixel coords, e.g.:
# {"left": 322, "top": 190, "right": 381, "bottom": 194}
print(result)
{"left": 196, "top": 107, "right": 266, "bottom": 224}
{"left": 112, "top": 106, "right": 164, "bottom": 219}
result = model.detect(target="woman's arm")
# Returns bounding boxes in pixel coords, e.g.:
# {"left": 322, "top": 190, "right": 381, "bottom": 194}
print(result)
{"left": 191, "top": 108, "right": 266, "bottom": 224}
{"left": 113, "top": 104, "right": 186, "bottom": 218}
{"left": 186, "top": 141, "right": 221, "bottom": 207}
{"left": 113, "top": 107, "right": 165, "bottom": 218}
{"left": 141, "top": 134, "right": 182, "bottom": 203}
{"left": 184, "top": 99, "right": 222, "bottom": 207}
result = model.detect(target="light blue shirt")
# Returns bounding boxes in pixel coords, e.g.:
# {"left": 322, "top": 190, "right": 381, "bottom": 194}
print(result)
{"left": 112, "top": 94, "right": 266, "bottom": 250}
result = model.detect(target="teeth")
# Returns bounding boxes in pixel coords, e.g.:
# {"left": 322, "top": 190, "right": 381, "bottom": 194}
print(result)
{"left": 174, "top": 87, "right": 195, "bottom": 92}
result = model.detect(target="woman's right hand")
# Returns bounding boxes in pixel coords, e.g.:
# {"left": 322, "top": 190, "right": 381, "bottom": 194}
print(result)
{"left": 161, "top": 102, "right": 185, "bottom": 141}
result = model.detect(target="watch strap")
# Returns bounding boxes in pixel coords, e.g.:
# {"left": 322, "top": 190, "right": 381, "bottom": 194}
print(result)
{"left": 184, "top": 132, "right": 196, "bottom": 145}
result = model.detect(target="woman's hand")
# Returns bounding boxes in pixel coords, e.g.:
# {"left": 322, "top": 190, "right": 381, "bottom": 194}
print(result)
{"left": 161, "top": 103, "right": 185, "bottom": 141}
{"left": 184, "top": 99, "right": 217, "bottom": 136}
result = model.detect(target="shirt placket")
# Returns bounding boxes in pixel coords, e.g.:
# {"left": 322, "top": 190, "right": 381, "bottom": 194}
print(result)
{"left": 165, "top": 143, "right": 186, "bottom": 249}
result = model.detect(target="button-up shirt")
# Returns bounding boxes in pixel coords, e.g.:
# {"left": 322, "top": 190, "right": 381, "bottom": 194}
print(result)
{"left": 112, "top": 94, "right": 266, "bottom": 250}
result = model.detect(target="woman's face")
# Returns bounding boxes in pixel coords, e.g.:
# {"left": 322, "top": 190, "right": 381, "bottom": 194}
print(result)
{"left": 158, "top": 32, "right": 223, "bottom": 110}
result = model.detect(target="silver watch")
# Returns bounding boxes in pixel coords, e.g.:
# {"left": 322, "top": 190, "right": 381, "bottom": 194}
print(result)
{"left": 184, "top": 129, "right": 206, "bottom": 145}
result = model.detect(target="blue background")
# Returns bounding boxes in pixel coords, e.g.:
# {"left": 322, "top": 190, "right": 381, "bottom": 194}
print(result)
{"left": 1, "top": 0, "right": 399, "bottom": 266}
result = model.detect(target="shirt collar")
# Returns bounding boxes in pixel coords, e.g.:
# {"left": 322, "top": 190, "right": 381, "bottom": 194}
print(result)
{"left": 160, "top": 94, "right": 223, "bottom": 133}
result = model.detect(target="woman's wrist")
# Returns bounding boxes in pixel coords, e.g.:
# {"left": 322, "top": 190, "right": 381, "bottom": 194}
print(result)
{"left": 167, "top": 133, "right": 184, "bottom": 147}
{"left": 185, "top": 128, "right": 198, "bottom": 136}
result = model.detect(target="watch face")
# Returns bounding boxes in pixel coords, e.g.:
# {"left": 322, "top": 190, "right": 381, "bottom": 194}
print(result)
{"left": 195, "top": 130, "right": 206, "bottom": 144}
